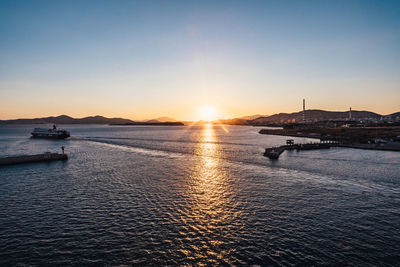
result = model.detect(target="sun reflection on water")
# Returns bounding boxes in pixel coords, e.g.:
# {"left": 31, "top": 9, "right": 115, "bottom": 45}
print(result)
{"left": 180, "top": 124, "right": 240, "bottom": 263}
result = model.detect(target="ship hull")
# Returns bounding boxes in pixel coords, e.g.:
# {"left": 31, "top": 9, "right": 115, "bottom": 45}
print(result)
{"left": 31, "top": 133, "right": 70, "bottom": 139}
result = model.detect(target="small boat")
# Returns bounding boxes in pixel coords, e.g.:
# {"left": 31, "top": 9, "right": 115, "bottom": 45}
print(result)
{"left": 31, "top": 125, "right": 70, "bottom": 139}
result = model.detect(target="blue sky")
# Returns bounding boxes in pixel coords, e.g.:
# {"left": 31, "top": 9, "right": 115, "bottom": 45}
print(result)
{"left": 0, "top": 0, "right": 399, "bottom": 120}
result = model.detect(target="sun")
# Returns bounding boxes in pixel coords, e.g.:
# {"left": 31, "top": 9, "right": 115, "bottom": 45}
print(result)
{"left": 198, "top": 105, "right": 218, "bottom": 121}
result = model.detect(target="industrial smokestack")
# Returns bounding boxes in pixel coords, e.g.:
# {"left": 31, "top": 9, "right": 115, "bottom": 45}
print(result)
{"left": 349, "top": 107, "right": 352, "bottom": 120}
{"left": 303, "top": 99, "right": 306, "bottom": 123}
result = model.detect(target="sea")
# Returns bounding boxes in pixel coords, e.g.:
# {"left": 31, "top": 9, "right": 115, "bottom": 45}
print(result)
{"left": 0, "top": 124, "right": 399, "bottom": 265}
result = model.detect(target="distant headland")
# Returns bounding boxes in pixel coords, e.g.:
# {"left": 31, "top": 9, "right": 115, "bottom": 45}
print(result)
{"left": 0, "top": 109, "right": 399, "bottom": 126}
{"left": 0, "top": 115, "right": 184, "bottom": 126}
{"left": 215, "top": 110, "right": 400, "bottom": 126}
{"left": 111, "top": 122, "right": 184, "bottom": 126}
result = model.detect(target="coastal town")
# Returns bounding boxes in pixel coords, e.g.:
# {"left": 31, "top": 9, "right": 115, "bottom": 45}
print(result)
{"left": 259, "top": 100, "right": 400, "bottom": 155}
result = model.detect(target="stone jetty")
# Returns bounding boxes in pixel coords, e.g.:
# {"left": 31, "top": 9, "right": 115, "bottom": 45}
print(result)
{"left": 0, "top": 152, "right": 68, "bottom": 166}
{"left": 264, "top": 141, "right": 335, "bottom": 159}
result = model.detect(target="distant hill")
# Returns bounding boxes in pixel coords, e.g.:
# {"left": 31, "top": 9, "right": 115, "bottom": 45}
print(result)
{"left": 146, "top": 117, "right": 178, "bottom": 123}
{"left": 239, "top": 114, "right": 267, "bottom": 120}
{"left": 111, "top": 122, "right": 184, "bottom": 126}
{"left": 210, "top": 109, "right": 388, "bottom": 126}
{"left": 212, "top": 114, "right": 267, "bottom": 125}
{"left": 0, "top": 115, "right": 187, "bottom": 126}
{"left": 250, "top": 110, "right": 382, "bottom": 125}
{"left": 1, "top": 110, "right": 397, "bottom": 126}
{"left": 214, "top": 118, "right": 251, "bottom": 125}
{"left": 0, "top": 115, "right": 136, "bottom": 125}
{"left": 387, "top": 112, "right": 400, "bottom": 118}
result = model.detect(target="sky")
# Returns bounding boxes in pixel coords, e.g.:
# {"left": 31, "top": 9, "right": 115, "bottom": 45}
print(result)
{"left": 0, "top": 0, "right": 399, "bottom": 120}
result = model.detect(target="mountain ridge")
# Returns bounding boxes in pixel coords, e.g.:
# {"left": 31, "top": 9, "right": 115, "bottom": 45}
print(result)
{"left": 145, "top": 117, "right": 178, "bottom": 123}
{"left": 0, "top": 110, "right": 399, "bottom": 125}
{"left": 0, "top": 115, "right": 171, "bottom": 125}
{"left": 249, "top": 109, "right": 399, "bottom": 125}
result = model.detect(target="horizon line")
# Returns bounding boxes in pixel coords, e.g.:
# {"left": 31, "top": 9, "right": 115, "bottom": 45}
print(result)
{"left": 1, "top": 108, "right": 399, "bottom": 121}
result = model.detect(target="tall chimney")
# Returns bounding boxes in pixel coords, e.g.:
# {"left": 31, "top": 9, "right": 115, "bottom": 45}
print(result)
{"left": 303, "top": 98, "right": 306, "bottom": 123}
{"left": 349, "top": 107, "right": 352, "bottom": 120}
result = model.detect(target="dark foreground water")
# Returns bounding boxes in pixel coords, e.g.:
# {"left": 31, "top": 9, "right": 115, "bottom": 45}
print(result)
{"left": 0, "top": 124, "right": 399, "bottom": 265}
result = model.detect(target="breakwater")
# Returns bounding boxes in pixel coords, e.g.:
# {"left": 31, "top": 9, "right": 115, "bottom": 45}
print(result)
{"left": 264, "top": 143, "right": 334, "bottom": 159}
{"left": 0, "top": 153, "right": 68, "bottom": 166}
{"left": 259, "top": 128, "right": 400, "bottom": 151}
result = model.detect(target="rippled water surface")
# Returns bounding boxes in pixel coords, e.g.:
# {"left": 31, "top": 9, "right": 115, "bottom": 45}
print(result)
{"left": 0, "top": 124, "right": 399, "bottom": 265}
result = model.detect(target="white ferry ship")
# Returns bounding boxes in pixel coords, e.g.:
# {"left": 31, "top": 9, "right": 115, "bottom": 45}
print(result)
{"left": 31, "top": 125, "right": 70, "bottom": 139}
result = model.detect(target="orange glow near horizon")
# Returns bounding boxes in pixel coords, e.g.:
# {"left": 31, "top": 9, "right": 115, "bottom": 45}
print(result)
{"left": 197, "top": 105, "right": 219, "bottom": 122}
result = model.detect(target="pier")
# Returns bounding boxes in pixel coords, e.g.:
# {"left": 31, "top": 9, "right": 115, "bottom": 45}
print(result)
{"left": 264, "top": 141, "right": 336, "bottom": 159}
{"left": 0, "top": 152, "right": 68, "bottom": 166}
